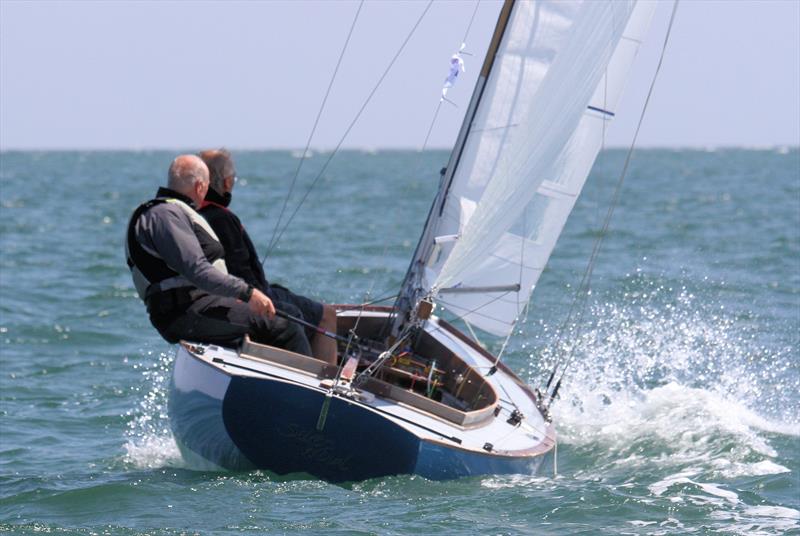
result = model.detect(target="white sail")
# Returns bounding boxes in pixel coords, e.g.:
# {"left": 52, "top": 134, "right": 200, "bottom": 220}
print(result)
{"left": 417, "top": 0, "right": 656, "bottom": 337}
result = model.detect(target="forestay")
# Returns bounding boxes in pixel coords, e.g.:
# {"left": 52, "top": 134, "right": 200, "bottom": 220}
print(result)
{"left": 417, "top": 0, "right": 656, "bottom": 337}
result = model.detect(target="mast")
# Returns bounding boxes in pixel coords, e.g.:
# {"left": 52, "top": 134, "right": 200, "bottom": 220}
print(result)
{"left": 390, "top": 0, "right": 656, "bottom": 340}
{"left": 392, "top": 0, "right": 516, "bottom": 336}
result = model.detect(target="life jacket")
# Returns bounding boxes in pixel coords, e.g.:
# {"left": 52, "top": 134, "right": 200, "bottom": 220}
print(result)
{"left": 125, "top": 195, "right": 227, "bottom": 301}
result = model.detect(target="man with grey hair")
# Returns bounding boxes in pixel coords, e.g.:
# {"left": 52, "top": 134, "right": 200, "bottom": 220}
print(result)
{"left": 124, "top": 154, "right": 311, "bottom": 355}
{"left": 199, "top": 149, "right": 338, "bottom": 364}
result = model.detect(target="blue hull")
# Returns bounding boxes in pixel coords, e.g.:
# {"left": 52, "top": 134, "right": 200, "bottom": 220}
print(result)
{"left": 170, "top": 352, "right": 547, "bottom": 481}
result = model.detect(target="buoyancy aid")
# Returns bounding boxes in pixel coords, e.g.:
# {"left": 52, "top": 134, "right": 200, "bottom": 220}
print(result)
{"left": 125, "top": 189, "right": 227, "bottom": 301}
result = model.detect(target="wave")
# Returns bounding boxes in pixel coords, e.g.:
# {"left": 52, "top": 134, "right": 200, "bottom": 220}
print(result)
{"left": 547, "top": 283, "right": 797, "bottom": 467}
{"left": 122, "top": 349, "right": 183, "bottom": 470}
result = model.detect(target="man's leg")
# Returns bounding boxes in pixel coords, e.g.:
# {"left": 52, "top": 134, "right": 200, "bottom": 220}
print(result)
{"left": 161, "top": 292, "right": 312, "bottom": 356}
{"left": 267, "top": 285, "right": 337, "bottom": 365}
{"left": 312, "top": 304, "right": 338, "bottom": 365}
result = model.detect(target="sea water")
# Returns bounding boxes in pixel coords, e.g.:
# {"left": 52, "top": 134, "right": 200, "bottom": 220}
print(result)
{"left": 0, "top": 149, "right": 797, "bottom": 535}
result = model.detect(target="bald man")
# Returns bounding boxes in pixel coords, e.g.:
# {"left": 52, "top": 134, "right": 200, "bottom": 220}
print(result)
{"left": 124, "top": 154, "right": 311, "bottom": 355}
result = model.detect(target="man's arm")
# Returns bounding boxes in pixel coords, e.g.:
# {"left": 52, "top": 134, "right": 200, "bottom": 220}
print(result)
{"left": 141, "top": 205, "right": 251, "bottom": 300}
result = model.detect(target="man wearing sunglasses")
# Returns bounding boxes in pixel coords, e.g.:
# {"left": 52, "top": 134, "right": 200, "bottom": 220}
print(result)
{"left": 198, "top": 149, "right": 337, "bottom": 365}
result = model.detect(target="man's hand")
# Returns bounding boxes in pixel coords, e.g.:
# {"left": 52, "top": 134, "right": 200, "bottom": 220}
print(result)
{"left": 248, "top": 288, "right": 276, "bottom": 319}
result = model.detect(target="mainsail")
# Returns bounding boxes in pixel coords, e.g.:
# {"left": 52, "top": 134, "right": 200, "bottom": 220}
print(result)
{"left": 401, "top": 0, "right": 656, "bottom": 337}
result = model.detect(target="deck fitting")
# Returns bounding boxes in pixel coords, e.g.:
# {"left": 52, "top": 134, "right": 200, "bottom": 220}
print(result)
{"left": 506, "top": 409, "right": 524, "bottom": 426}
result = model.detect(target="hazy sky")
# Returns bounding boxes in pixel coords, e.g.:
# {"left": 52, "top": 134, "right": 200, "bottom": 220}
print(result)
{"left": 1, "top": 0, "right": 798, "bottom": 150}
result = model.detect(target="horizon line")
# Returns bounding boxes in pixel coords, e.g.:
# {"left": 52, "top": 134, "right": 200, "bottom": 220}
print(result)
{"left": 1, "top": 144, "right": 798, "bottom": 153}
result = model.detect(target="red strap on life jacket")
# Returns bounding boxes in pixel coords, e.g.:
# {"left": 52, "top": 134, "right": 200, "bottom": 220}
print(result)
{"left": 200, "top": 200, "right": 229, "bottom": 211}
{"left": 200, "top": 200, "right": 245, "bottom": 232}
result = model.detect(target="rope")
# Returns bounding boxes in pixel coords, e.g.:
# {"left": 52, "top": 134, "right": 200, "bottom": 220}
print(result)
{"left": 265, "top": 1, "right": 365, "bottom": 262}
{"left": 546, "top": 0, "right": 681, "bottom": 400}
{"left": 264, "top": 0, "right": 435, "bottom": 259}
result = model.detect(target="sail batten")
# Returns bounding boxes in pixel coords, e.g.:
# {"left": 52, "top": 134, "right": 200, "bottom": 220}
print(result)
{"left": 407, "top": 0, "right": 656, "bottom": 337}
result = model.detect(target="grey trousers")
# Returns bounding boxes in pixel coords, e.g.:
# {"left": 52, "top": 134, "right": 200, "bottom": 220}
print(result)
{"left": 149, "top": 290, "right": 312, "bottom": 356}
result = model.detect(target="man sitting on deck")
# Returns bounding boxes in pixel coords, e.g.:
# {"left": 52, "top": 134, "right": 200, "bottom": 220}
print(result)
{"left": 125, "top": 154, "right": 311, "bottom": 355}
{"left": 198, "top": 149, "right": 337, "bottom": 365}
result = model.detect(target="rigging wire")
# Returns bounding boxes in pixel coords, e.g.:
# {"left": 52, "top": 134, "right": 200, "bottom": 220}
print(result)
{"left": 398, "top": 288, "right": 528, "bottom": 417}
{"left": 381, "top": 0, "right": 488, "bottom": 340}
{"left": 271, "top": 0, "right": 440, "bottom": 384}
{"left": 264, "top": 0, "right": 435, "bottom": 260}
{"left": 490, "top": 179, "right": 531, "bottom": 369}
{"left": 461, "top": 0, "right": 481, "bottom": 45}
{"left": 336, "top": 292, "right": 399, "bottom": 311}
{"left": 545, "top": 0, "right": 681, "bottom": 401}
{"left": 310, "top": 0, "right": 480, "bottom": 347}
{"left": 420, "top": 101, "right": 444, "bottom": 151}
{"left": 463, "top": 319, "right": 484, "bottom": 348}
{"left": 419, "top": 0, "right": 481, "bottom": 152}
{"left": 434, "top": 291, "right": 515, "bottom": 336}
{"left": 264, "top": 0, "right": 365, "bottom": 262}
{"left": 343, "top": 0, "right": 466, "bottom": 351}
{"left": 543, "top": 20, "right": 615, "bottom": 386}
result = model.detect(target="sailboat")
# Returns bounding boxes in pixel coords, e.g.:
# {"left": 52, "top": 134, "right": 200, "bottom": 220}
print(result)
{"left": 169, "top": 0, "right": 660, "bottom": 481}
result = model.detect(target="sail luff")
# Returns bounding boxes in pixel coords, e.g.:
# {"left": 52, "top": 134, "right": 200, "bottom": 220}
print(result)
{"left": 393, "top": 0, "right": 517, "bottom": 331}
{"left": 438, "top": 0, "right": 516, "bottom": 220}
{"left": 435, "top": 3, "right": 628, "bottom": 289}
{"left": 418, "top": 0, "right": 656, "bottom": 337}
{"left": 479, "top": 0, "right": 516, "bottom": 78}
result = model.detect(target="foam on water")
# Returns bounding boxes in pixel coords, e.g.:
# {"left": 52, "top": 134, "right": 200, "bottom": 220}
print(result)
{"left": 515, "top": 278, "right": 799, "bottom": 533}
{"left": 122, "top": 349, "right": 183, "bottom": 469}
{"left": 480, "top": 474, "right": 550, "bottom": 490}
{"left": 649, "top": 472, "right": 740, "bottom": 503}
{"left": 527, "top": 280, "right": 797, "bottom": 454}
{"left": 556, "top": 381, "right": 793, "bottom": 467}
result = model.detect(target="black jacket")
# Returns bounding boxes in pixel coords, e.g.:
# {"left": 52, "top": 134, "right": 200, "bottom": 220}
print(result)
{"left": 199, "top": 188, "right": 269, "bottom": 292}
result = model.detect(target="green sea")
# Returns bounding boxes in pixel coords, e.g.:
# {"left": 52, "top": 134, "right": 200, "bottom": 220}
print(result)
{"left": 1, "top": 148, "right": 798, "bottom": 534}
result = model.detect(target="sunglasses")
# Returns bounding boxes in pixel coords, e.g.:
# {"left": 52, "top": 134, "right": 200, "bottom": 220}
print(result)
{"left": 216, "top": 171, "right": 238, "bottom": 184}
